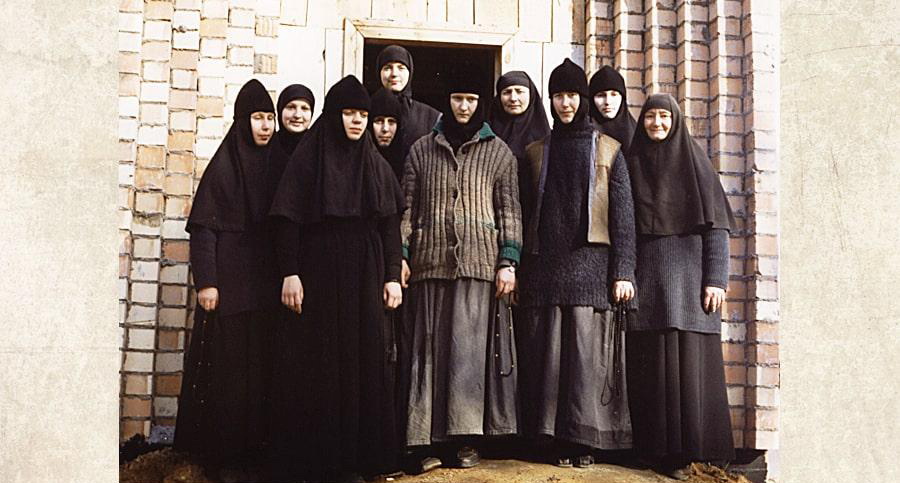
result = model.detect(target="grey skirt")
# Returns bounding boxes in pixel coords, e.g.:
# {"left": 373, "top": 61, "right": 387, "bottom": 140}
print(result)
{"left": 405, "top": 278, "right": 518, "bottom": 446}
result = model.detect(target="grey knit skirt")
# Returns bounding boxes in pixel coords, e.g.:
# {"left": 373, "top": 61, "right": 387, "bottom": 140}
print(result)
{"left": 517, "top": 306, "right": 632, "bottom": 449}
{"left": 405, "top": 278, "right": 518, "bottom": 446}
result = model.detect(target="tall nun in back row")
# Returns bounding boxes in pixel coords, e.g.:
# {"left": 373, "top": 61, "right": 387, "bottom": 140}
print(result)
{"left": 517, "top": 58, "right": 636, "bottom": 468}
{"left": 625, "top": 93, "right": 736, "bottom": 480}
{"left": 488, "top": 70, "right": 551, "bottom": 221}
{"left": 589, "top": 65, "right": 637, "bottom": 153}
{"left": 267, "top": 75, "right": 406, "bottom": 483}
{"left": 376, "top": 44, "right": 441, "bottom": 165}
{"left": 175, "top": 79, "right": 279, "bottom": 481}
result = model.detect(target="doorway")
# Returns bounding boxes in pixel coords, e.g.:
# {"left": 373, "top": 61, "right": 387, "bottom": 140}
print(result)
{"left": 363, "top": 40, "right": 499, "bottom": 111}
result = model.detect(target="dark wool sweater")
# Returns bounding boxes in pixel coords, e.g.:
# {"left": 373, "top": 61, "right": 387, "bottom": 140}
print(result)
{"left": 519, "top": 136, "right": 636, "bottom": 311}
{"left": 630, "top": 228, "right": 729, "bottom": 334}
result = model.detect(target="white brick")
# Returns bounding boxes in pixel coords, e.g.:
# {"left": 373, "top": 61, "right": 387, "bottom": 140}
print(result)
{"left": 156, "top": 352, "right": 184, "bottom": 373}
{"left": 119, "top": 163, "right": 135, "bottom": 185}
{"left": 119, "top": 118, "right": 138, "bottom": 141}
{"left": 226, "top": 26, "right": 254, "bottom": 46}
{"left": 171, "top": 69, "right": 196, "bottom": 89}
{"left": 198, "top": 76, "right": 225, "bottom": 97}
{"left": 154, "top": 396, "right": 179, "bottom": 417}
{"left": 119, "top": 208, "right": 133, "bottom": 230}
{"left": 160, "top": 264, "right": 190, "bottom": 284}
{"left": 195, "top": 137, "right": 221, "bottom": 158}
{"left": 122, "top": 350, "right": 154, "bottom": 371}
{"left": 120, "top": 12, "right": 144, "bottom": 33}
{"left": 119, "top": 277, "right": 129, "bottom": 300}
{"left": 140, "top": 103, "right": 168, "bottom": 124}
{"left": 120, "top": 96, "right": 139, "bottom": 118}
{"left": 202, "top": 0, "right": 228, "bottom": 19}
{"left": 128, "top": 328, "right": 157, "bottom": 350}
{"left": 228, "top": 8, "right": 255, "bottom": 28}
{"left": 143, "top": 20, "right": 171, "bottom": 41}
{"left": 173, "top": 30, "right": 200, "bottom": 50}
{"left": 163, "top": 220, "right": 189, "bottom": 240}
{"left": 142, "top": 61, "right": 169, "bottom": 82}
{"left": 140, "top": 82, "right": 169, "bottom": 103}
{"left": 256, "top": 0, "right": 280, "bottom": 16}
{"left": 254, "top": 35, "right": 277, "bottom": 55}
{"left": 131, "top": 260, "right": 160, "bottom": 281}
{"left": 198, "top": 57, "right": 226, "bottom": 77}
{"left": 131, "top": 283, "right": 159, "bottom": 305}
{"left": 132, "top": 217, "right": 162, "bottom": 236}
{"left": 230, "top": 0, "right": 259, "bottom": 9}
{"left": 176, "top": 0, "right": 202, "bottom": 10}
{"left": 173, "top": 10, "right": 200, "bottom": 30}
{"left": 196, "top": 117, "right": 224, "bottom": 137}
{"left": 133, "top": 237, "right": 161, "bottom": 258}
{"left": 224, "top": 65, "right": 253, "bottom": 85}
{"left": 200, "top": 38, "right": 226, "bottom": 58}
{"left": 170, "top": 111, "right": 196, "bottom": 131}
{"left": 119, "top": 31, "right": 141, "bottom": 52}
{"left": 138, "top": 125, "right": 168, "bottom": 145}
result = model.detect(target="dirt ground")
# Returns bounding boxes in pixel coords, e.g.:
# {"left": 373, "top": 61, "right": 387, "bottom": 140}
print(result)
{"left": 120, "top": 449, "right": 751, "bottom": 483}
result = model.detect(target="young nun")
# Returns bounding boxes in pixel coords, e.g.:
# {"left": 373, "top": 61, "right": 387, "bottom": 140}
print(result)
{"left": 175, "top": 78, "right": 278, "bottom": 481}
{"left": 266, "top": 84, "right": 315, "bottom": 203}
{"left": 376, "top": 45, "right": 441, "bottom": 160}
{"left": 487, "top": 70, "right": 551, "bottom": 221}
{"left": 516, "top": 58, "right": 636, "bottom": 468}
{"left": 589, "top": 65, "right": 637, "bottom": 153}
{"left": 369, "top": 87, "right": 405, "bottom": 179}
{"left": 401, "top": 67, "right": 522, "bottom": 469}
{"left": 625, "top": 93, "right": 736, "bottom": 480}
{"left": 267, "top": 75, "right": 405, "bottom": 483}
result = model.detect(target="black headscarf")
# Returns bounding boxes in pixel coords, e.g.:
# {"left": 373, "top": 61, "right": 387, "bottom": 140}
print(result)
{"left": 487, "top": 71, "right": 550, "bottom": 160}
{"left": 187, "top": 78, "right": 275, "bottom": 232}
{"left": 275, "top": 84, "right": 315, "bottom": 154}
{"left": 589, "top": 66, "right": 637, "bottom": 152}
{"left": 369, "top": 87, "right": 405, "bottom": 179}
{"left": 441, "top": 65, "right": 487, "bottom": 152}
{"left": 627, "top": 93, "right": 735, "bottom": 235}
{"left": 269, "top": 75, "right": 404, "bottom": 224}
{"left": 547, "top": 58, "right": 592, "bottom": 135}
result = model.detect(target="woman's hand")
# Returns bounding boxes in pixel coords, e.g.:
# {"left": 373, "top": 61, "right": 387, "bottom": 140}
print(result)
{"left": 384, "top": 281, "right": 402, "bottom": 309}
{"left": 282, "top": 275, "right": 304, "bottom": 314}
{"left": 703, "top": 286, "right": 725, "bottom": 314}
{"left": 495, "top": 266, "right": 516, "bottom": 298}
{"left": 198, "top": 287, "right": 219, "bottom": 311}
{"left": 612, "top": 281, "right": 635, "bottom": 303}
{"left": 401, "top": 259, "right": 411, "bottom": 288}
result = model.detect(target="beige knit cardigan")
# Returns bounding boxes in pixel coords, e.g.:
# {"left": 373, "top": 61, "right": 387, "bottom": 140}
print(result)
{"left": 401, "top": 122, "right": 523, "bottom": 283}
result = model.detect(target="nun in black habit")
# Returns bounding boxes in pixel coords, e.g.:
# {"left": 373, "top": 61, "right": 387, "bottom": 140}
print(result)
{"left": 516, "top": 58, "right": 636, "bottom": 467}
{"left": 376, "top": 45, "right": 441, "bottom": 160}
{"left": 266, "top": 84, "right": 315, "bottom": 200}
{"left": 625, "top": 93, "right": 736, "bottom": 480}
{"left": 488, "top": 70, "right": 551, "bottom": 221}
{"left": 369, "top": 87, "right": 406, "bottom": 179}
{"left": 267, "top": 75, "right": 405, "bottom": 483}
{"left": 175, "top": 79, "right": 279, "bottom": 478}
{"left": 589, "top": 65, "right": 637, "bottom": 153}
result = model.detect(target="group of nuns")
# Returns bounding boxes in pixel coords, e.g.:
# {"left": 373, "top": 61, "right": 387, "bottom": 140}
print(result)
{"left": 174, "top": 45, "right": 736, "bottom": 483}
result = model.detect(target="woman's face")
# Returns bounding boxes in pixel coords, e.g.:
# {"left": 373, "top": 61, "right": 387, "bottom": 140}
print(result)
{"left": 372, "top": 116, "right": 398, "bottom": 147}
{"left": 341, "top": 109, "right": 368, "bottom": 141}
{"left": 551, "top": 92, "right": 580, "bottom": 124}
{"left": 643, "top": 108, "right": 673, "bottom": 141}
{"left": 594, "top": 90, "right": 623, "bottom": 119}
{"left": 281, "top": 98, "right": 312, "bottom": 133}
{"left": 380, "top": 62, "right": 410, "bottom": 92}
{"left": 449, "top": 93, "right": 479, "bottom": 124}
{"left": 250, "top": 111, "right": 276, "bottom": 146}
{"left": 500, "top": 84, "right": 530, "bottom": 115}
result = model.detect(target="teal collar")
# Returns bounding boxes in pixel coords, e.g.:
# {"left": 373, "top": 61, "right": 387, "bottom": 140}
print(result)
{"left": 432, "top": 119, "right": 496, "bottom": 141}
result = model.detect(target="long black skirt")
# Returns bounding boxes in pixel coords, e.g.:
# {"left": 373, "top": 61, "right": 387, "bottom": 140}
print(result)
{"left": 268, "top": 220, "right": 398, "bottom": 481}
{"left": 625, "top": 329, "right": 735, "bottom": 464}
{"left": 174, "top": 308, "right": 274, "bottom": 467}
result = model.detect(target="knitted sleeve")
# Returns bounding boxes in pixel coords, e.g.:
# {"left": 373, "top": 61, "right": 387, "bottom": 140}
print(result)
{"left": 189, "top": 225, "right": 217, "bottom": 289}
{"left": 400, "top": 146, "right": 419, "bottom": 260}
{"left": 608, "top": 151, "right": 637, "bottom": 282}
{"left": 492, "top": 144, "right": 523, "bottom": 265}
{"left": 702, "top": 228, "right": 730, "bottom": 289}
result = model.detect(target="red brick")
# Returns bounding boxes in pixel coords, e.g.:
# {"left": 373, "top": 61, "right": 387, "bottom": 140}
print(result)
{"left": 135, "top": 168, "right": 165, "bottom": 190}
{"left": 729, "top": 237, "right": 747, "bottom": 258}
{"left": 145, "top": 1, "right": 174, "bottom": 20}
{"left": 121, "top": 420, "right": 147, "bottom": 442}
{"left": 158, "top": 330, "right": 183, "bottom": 350}
{"left": 155, "top": 374, "right": 183, "bottom": 396}
{"left": 726, "top": 280, "right": 747, "bottom": 300}
{"left": 722, "top": 342, "right": 745, "bottom": 363}
{"left": 155, "top": 418, "right": 177, "bottom": 427}
{"left": 163, "top": 240, "right": 190, "bottom": 262}
{"left": 724, "top": 364, "right": 746, "bottom": 385}
{"left": 137, "top": 146, "right": 166, "bottom": 168}
{"left": 200, "top": 18, "right": 227, "bottom": 37}
{"left": 161, "top": 285, "right": 188, "bottom": 306}
{"left": 120, "top": 255, "right": 131, "bottom": 277}
{"left": 168, "top": 132, "right": 195, "bottom": 151}
{"left": 122, "top": 397, "right": 152, "bottom": 418}
{"left": 167, "top": 152, "right": 194, "bottom": 174}
{"left": 124, "top": 374, "right": 150, "bottom": 395}
{"left": 723, "top": 300, "right": 746, "bottom": 322}
{"left": 729, "top": 407, "right": 745, "bottom": 430}
{"left": 749, "top": 343, "right": 779, "bottom": 365}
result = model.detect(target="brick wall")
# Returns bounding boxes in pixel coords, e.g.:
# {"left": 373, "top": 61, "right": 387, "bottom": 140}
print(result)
{"left": 585, "top": 0, "right": 779, "bottom": 452}
{"left": 119, "top": 0, "right": 779, "bottom": 454}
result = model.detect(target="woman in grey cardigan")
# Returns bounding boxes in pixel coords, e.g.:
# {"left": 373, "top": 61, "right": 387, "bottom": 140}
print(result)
{"left": 401, "top": 71, "right": 522, "bottom": 469}
{"left": 625, "top": 93, "right": 736, "bottom": 480}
